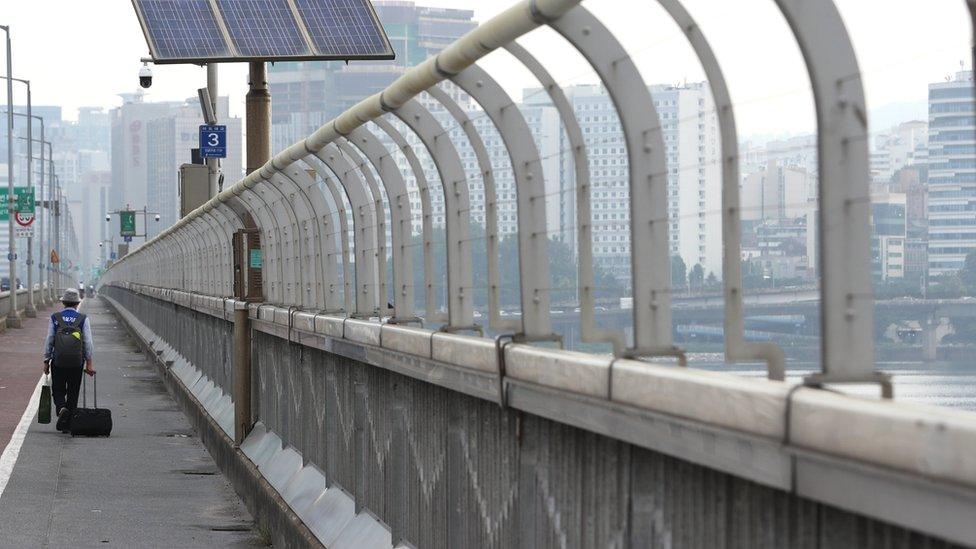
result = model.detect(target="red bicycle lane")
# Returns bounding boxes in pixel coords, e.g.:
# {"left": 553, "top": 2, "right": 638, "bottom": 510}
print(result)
{"left": 0, "top": 307, "right": 54, "bottom": 454}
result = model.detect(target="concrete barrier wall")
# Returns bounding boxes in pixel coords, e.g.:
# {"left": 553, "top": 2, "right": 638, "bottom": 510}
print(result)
{"left": 0, "top": 286, "right": 53, "bottom": 330}
{"left": 109, "top": 287, "right": 235, "bottom": 395}
{"left": 102, "top": 285, "right": 973, "bottom": 548}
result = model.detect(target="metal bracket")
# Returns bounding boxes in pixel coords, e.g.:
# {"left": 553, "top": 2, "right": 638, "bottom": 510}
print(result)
{"left": 494, "top": 332, "right": 565, "bottom": 409}
{"left": 438, "top": 323, "right": 484, "bottom": 337}
{"left": 622, "top": 346, "right": 688, "bottom": 367}
{"left": 384, "top": 316, "right": 424, "bottom": 328}
{"left": 802, "top": 371, "right": 893, "bottom": 399}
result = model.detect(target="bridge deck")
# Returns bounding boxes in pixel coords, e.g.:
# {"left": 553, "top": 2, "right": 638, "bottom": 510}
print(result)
{"left": 0, "top": 300, "right": 259, "bottom": 547}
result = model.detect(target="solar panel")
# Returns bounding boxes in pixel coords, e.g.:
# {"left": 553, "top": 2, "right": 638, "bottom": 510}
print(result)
{"left": 134, "top": 0, "right": 231, "bottom": 61}
{"left": 215, "top": 0, "right": 310, "bottom": 58}
{"left": 294, "top": 0, "right": 391, "bottom": 57}
{"left": 131, "top": 0, "right": 394, "bottom": 63}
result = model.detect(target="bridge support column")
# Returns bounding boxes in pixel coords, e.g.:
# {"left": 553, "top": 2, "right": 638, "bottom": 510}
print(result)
{"left": 922, "top": 315, "right": 948, "bottom": 362}
{"left": 233, "top": 303, "right": 252, "bottom": 445}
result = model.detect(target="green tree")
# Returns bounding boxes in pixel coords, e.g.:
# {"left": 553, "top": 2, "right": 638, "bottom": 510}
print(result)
{"left": 671, "top": 255, "right": 687, "bottom": 290}
{"left": 961, "top": 250, "right": 976, "bottom": 294}
{"left": 705, "top": 271, "right": 719, "bottom": 291}
{"left": 689, "top": 263, "right": 705, "bottom": 293}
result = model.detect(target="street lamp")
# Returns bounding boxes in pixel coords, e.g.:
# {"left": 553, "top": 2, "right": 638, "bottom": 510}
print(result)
{"left": 1, "top": 24, "right": 21, "bottom": 327}
{"left": 11, "top": 132, "right": 51, "bottom": 304}
{"left": 6, "top": 96, "right": 45, "bottom": 316}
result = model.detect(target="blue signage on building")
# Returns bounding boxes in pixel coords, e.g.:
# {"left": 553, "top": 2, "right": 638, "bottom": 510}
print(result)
{"left": 199, "top": 125, "right": 227, "bottom": 158}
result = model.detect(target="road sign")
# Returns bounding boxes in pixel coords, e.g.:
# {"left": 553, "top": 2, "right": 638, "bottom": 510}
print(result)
{"left": 50, "top": 249, "right": 60, "bottom": 264}
{"left": 0, "top": 187, "right": 35, "bottom": 221}
{"left": 199, "top": 125, "right": 227, "bottom": 158}
{"left": 14, "top": 212, "right": 35, "bottom": 227}
{"left": 14, "top": 227, "right": 34, "bottom": 238}
{"left": 124, "top": 235, "right": 133, "bottom": 243}
{"left": 120, "top": 210, "right": 137, "bottom": 237}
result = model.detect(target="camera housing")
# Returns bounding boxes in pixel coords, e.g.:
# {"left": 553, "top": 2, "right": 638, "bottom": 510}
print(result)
{"left": 139, "top": 65, "right": 153, "bottom": 89}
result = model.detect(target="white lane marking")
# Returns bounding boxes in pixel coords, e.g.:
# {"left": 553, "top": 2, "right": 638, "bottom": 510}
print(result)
{"left": 0, "top": 376, "right": 43, "bottom": 500}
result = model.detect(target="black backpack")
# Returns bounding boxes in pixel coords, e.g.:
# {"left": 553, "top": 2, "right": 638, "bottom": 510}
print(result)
{"left": 53, "top": 313, "right": 86, "bottom": 367}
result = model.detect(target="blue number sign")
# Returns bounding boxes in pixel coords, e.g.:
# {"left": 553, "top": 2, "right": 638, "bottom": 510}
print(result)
{"left": 199, "top": 124, "right": 227, "bottom": 158}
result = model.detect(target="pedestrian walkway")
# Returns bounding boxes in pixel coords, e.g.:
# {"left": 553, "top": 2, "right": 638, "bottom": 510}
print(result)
{"left": 0, "top": 299, "right": 263, "bottom": 547}
{"left": 0, "top": 305, "right": 52, "bottom": 456}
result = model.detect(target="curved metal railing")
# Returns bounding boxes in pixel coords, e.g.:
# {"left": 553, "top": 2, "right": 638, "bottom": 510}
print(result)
{"left": 101, "top": 0, "right": 902, "bottom": 388}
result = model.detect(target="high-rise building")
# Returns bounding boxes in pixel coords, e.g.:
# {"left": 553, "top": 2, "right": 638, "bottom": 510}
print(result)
{"left": 741, "top": 134, "right": 818, "bottom": 179}
{"left": 109, "top": 91, "right": 183, "bottom": 214}
{"left": 926, "top": 70, "right": 975, "bottom": 278}
{"left": 741, "top": 161, "right": 815, "bottom": 222}
{"left": 870, "top": 120, "right": 928, "bottom": 184}
{"left": 871, "top": 192, "right": 907, "bottom": 281}
{"left": 541, "top": 82, "right": 722, "bottom": 280}
{"left": 146, "top": 97, "right": 242, "bottom": 230}
{"left": 268, "top": 1, "right": 477, "bottom": 151}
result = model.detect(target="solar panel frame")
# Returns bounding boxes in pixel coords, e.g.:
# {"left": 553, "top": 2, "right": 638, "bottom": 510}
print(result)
{"left": 215, "top": 0, "right": 311, "bottom": 58}
{"left": 131, "top": 0, "right": 395, "bottom": 64}
{"left": 293, "top": 0, "right": 393, "bottom": 58}
{"left": 132, "top": 0, "right": 233, "bottom": 62}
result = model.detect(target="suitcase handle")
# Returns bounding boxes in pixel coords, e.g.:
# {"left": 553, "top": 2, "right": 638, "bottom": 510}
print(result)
{"left": 82, "top": 371, "right": 97, "bottom": 409}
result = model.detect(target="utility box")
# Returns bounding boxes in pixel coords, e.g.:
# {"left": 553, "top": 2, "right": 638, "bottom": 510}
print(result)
{"left": 233, "top": 229, "right": 263, "bottom": 302}
{"left": 117, "top": 244, "right": 129, "bottom": 259}
{"left": 179, "top": 163, "right": 210, "bottom": 218}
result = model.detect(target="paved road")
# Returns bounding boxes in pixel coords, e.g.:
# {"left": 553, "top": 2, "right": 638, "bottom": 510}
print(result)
{"left": 0, "top": 304, "right": 53, "bottom": 454}
{"left": 0, "top": 299, "right": 263, "bottom": 547}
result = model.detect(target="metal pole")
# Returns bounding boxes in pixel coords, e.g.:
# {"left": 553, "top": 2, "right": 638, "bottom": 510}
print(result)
{"left": 23, "top": 82, "right": 34, "bottom": 317}
{"left": 234, "top": 61, "right": 270, "bottom": 444}
{"left": 37, "top": 130, "right": 45, "bottom": 304}
{"left": 46, "top": 154, "right": 52, "bottom": 300}
{"left": 3, "top": 26, "right": 20, "bottom": 328}
{"left": 54, "top": 175, "right": 60, "bottom": 294}
{"left": 232, "top": 303, "right": 250, "bottom": 445}
{"left": 246, "top": 62, "right": 270, "bottom": 175}
{"left": 207, "top": 63, "right": 219, "bottom": 197}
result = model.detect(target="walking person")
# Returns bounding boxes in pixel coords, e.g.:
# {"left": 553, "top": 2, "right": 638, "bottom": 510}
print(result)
{"left": 42, "top": 289, "right": 95, "bottom": 433}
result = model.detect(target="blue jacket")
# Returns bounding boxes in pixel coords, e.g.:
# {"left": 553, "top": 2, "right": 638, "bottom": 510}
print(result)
{"left": 43, "top": 307, "right": 94, "bottom": 365}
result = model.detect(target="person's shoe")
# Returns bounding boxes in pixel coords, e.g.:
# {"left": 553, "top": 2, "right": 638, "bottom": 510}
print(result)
{"left": 55, "top": 408, "right": 70, "bottom": 433}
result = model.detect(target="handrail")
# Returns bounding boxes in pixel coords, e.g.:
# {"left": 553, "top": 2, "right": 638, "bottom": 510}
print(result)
{"left": 103, "top": 0, "right": 897, "bottom": 387}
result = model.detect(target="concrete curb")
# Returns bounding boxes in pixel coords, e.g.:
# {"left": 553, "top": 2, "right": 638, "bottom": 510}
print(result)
{"left": 104, "top": 299, "right": 324, "bottom": 549}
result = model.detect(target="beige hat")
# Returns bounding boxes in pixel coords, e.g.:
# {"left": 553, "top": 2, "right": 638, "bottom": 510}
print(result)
{"left": 61, "top": 288, "right": 82, "bottom": 304}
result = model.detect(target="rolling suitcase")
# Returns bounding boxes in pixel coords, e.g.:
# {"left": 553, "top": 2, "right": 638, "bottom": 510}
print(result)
{"left": 70, "top": 372, "right": 113, "bottom": 437}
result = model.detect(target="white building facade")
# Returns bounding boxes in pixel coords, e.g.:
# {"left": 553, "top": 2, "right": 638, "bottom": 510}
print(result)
{"left": 927, "top": 70, "right": 975, "bottom": 277}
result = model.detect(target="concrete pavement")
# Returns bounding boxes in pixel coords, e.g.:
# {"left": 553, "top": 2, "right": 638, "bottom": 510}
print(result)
{"left": 0, "top": 299, "right": 264, "bottom": 547}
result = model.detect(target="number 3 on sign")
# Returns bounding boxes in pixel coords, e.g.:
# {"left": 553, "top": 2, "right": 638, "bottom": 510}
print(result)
{"left": 208, "top": 132, "right": 220, "bottom": 147}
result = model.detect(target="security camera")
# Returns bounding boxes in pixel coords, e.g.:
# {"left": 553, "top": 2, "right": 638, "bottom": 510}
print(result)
{"left": 139, "top": 63, "right": 153, "bottom": 89}
{"left": 98, "top": 242, "right": 103, "bottom": 248}
{"left": 105, "top": 214, "right": 111, "bottom": 222}
{"left": 154, "top": 214, "right": 160, "bottom": 222}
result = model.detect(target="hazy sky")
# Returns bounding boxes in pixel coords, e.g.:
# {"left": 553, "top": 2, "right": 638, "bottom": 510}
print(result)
{"left": 1, "top": 0, "right": 970, "bottom": 140}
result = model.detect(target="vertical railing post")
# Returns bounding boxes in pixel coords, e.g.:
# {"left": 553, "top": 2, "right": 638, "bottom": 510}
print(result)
{"left": 234, "top": 60, "right": 270, "bottom": 443}
{"left": 232, "top": 302, "right": 251, "bottom": 445}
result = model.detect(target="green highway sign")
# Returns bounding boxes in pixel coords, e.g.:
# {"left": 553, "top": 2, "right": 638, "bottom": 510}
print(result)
{"left": 120, "top": 210, "right": 137, "bottom": 237}
{"left": 0, "top": 187, "right": 35, "bottom": 221}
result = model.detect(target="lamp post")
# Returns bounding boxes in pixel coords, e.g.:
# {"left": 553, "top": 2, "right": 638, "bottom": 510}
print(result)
{"left": 12, "top": 135, "right": 51, "bottom": 305}
{"left": 1, "top": 25, "right": 20, "bottom": 327}
{"left": 4, "top": 77, "right": 37, "bottom": 317}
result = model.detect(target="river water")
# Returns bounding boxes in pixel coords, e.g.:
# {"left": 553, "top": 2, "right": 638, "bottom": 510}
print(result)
{"left": 694, "top": 359, "right": 976, "bottom": 411}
